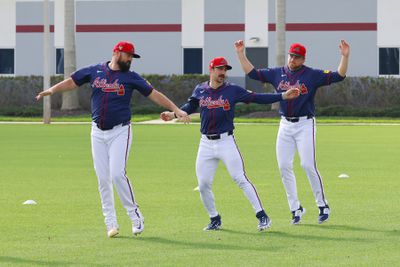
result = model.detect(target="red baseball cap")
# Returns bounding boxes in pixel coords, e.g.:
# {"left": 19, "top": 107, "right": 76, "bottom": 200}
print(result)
{"left": 288, "top": 43, "right": 306, "bottom": 58}
{"left": 209, "top": 57, "right": 232, "bottom": 70}
{"left": 113, "top": 41, "right": 140, "bottom": 58}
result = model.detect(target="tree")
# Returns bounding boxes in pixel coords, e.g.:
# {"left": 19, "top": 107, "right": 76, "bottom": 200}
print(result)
{"left": 273, "top": 0, "right": 286, "bottom": 111}
{"left": 61, "top": 0, "right": 80, "bottom": 110}
{"left": 43, "top": 0, "right": 51, "bottom": 123}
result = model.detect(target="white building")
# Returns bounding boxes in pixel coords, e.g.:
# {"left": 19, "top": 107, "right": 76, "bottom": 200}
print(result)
{"left": 0, "top": 0, "right": 399, "bottom": 89}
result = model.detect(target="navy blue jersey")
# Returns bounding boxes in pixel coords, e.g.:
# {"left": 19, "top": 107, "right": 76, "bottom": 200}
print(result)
{"left": 181, "top": 81, "right": 283, "bottom": 135}
{"left": 71, "top": 62, "right": 153, "bottom": 129}
{"left": 248, "top": 65, "right": 345, "bottom": 117}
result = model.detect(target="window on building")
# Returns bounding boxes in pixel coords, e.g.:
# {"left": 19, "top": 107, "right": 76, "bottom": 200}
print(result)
{"left": 184, "top": 48, "right": 202, "bottom": 74}
{"left": 379, "top": 48, "right": 399, "bottom": 75}
{"left": 56, "top": 48, "right": 64, "bottom": 74}
{"left": 0, "top": 49, "right": 14, "bottom": 74}
{"left": 245, "top": 47, "right": 268, "bottom": 92}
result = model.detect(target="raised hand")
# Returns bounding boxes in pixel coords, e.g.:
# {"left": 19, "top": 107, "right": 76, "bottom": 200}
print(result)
{"left": 339, "top": 40, "right": 350, "bottom": 58}
{"left": 234, "top": 40, "right": 245, "bottom": 53}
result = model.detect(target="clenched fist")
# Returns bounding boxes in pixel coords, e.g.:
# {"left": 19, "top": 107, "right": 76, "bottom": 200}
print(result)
{"left": 282, "top": 88, "right": 301, "bottom": 100}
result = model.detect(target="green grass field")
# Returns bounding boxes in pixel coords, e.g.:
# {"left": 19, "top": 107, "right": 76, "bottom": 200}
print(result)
{"left": 0, "top": 114, "right": 161, "bottom": 123}
{"left": 1, "top": 114, "right": 400, "bottom": 123}
{"left": 1, "top": 123, "right": 399, "bottom": 266}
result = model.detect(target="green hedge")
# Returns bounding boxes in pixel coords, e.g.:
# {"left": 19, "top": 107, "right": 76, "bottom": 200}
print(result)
{"left": 0, "top": 75, "right": 399, "bottom": 117}
{"left": 317, "top": 105, "right": 400, "bottom": 117}
{"left": 0, "top": 74, "right": 210, "bottom": 116}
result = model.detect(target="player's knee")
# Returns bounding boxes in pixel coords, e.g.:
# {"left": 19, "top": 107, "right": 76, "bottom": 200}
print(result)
{"left": 97, "top": 174, "right": 111, "bottom": 185}
{"left": 300, "top": 161, "right": 314, "bottom": 172}
{"left": 198, "top": 182, "right": 211, "bottom": 193}
{"left": 278, "top": 162, "right": 293, "bottom": 173}
{"left": 97, "top": 179, "right": 112, "bottom": 193}
{"left": 232, "top": 174, "right": 247, "bottom": 187}
{"left": 110, "top": 170, "right": 125, "bottom": 181}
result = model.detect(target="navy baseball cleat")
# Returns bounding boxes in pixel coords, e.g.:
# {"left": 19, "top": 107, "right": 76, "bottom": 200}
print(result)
{"left": 203, "top": 214, "right": 222, "bottom": 231}
{"left": 291, "top": 206, "right": 306, "bottom": 225}
{"left": 132, "top": 208, "right": 144, "bottom": 235}
{"left": 132, "top": 217, "right": 144, "bottom": 235}
{"left": 256, "top": 210, "right": 272, "bottom": 231}
{"left": 318, "top": 205, "right": 330, "bottom": 224}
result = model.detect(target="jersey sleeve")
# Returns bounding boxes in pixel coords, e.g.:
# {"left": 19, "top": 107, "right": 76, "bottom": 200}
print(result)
{"left": 247, "top": 68, "right": 276, "bottom": 84}
{"left": 234, "top": 86, "right": 255, "bottom": 103}
{"left": 132, "top": 76, "right": 154, "bottom": 97}
{"left": 235, "top": 86, "right": 283, "bottom": 104}
{"left": 180, "top": 86, "right": 200, "bottom": 115}
{"left": 314, "top": 69, "right": 346, "bottom": 87}
{"left": 70, "top": 65, "right": 93, "bottom": 86}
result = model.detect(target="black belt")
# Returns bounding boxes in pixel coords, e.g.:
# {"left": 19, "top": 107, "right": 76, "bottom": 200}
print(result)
{"left": 96, "top": 121, "right": 130, "bottom": 131}
{"left": 284, "top": 115, "right": 313, "bottom": 123}
{"left": 205, "top": 130, "right": 233, "bottom": 140}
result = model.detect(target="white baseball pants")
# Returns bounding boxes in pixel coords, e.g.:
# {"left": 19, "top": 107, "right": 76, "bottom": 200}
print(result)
{"left": 91, "top": 122, "right": 141, "bottom": 229}
{"left": 196, "top": 133, "right": 264, "bottom": 218}
{"left": 276, "top": 117, "right": 328, "bottom": 211}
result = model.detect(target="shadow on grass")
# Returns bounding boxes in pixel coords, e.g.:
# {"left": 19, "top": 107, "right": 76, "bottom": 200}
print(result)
{"left": 223, "top": 228, "right": 372, "bottom": 242}
{"left": 301, "top": 224, "right": 400, "bottom": 235}
{"left": 119, "top": 235, "right": 282, "bottom": 252}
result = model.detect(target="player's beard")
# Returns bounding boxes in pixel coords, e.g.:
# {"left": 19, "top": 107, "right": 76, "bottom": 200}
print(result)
{"left": 117, "top": 59, "right": 131, "bottom": 72}
{"left": 288, "top": 63, "right": 302, "bottom": 71}
{"left": 211, "top": 74, "right": 225, "bottom": 87}
{"left": 217, "top": 74, "right": 225, "bottom": 83}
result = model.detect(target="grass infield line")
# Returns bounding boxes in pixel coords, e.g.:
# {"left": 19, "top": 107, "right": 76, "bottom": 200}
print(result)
{"left": 1, "top": 121, "right": 400, "bottom": 126}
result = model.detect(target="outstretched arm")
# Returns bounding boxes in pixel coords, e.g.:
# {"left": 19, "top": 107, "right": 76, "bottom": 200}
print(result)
{"left": 337, "top": 39, "right": 350, "bottom": 77}
{"left": 248, "top": 88, "right": 300, "bottom": 104}
{"left": 35, "top": 78, "right": 78, "bottom": 101}
{"left": 236, "top": 88, "right": 300, "bottom": 104}
{"left": 234, "top": 40, "right": 255, "bottom": 74}
{"left": 148, "top": 89, "right": 190, "bottom": 123}
{"left": 160, "top": 99, "right": 198, "bottom": 122}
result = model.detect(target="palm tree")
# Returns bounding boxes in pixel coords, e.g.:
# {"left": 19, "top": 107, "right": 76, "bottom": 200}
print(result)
{"left": 273, "top": 0, "right": 286, "bottom": 111}
{"left": 43, "top": 0, "right": 51, "bottom": 123}
{"left": 61, "top": 0, "right": 80, "bottom": 110}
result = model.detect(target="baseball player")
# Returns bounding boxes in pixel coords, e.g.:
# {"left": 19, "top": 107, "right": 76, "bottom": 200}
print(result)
{"left": 160, "top": 57, "right": 300, "bottom": 231}
{"left": 36, "top": 41, "right": 189, "bottom": 238}
{"left": 234, "top": 39, "right": 350, "bottom": 224}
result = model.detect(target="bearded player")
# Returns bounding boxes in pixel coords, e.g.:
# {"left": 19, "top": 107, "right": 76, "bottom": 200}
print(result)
{"left": 36, "top": 41, "right": 189, "bottom": 237}
{"left": 161, "top": 57, "right": 300, "bottom": 231}
{"left": 235, "top": 39, "right": 350, "bottom": 225}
